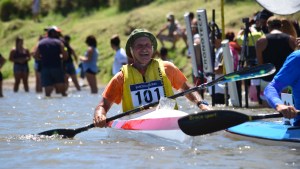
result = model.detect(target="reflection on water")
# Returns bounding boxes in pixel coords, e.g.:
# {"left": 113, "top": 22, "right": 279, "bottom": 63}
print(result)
{"left": 0, "top": 86, "right": 299, "bottom": 169}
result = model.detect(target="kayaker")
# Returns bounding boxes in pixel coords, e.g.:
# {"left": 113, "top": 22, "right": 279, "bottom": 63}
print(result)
{"left": 94, "top": 28, "right": 211, "bottom": 127}
{"left": 264, "top": 49, "right": 300, "bottom": 126}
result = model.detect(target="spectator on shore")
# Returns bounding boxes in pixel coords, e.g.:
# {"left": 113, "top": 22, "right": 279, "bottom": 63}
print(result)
{"left": 63, "top": 35, "right": 81, "bottom": 91}
{"left": 156, "top": 12, "right": 187, "bottom": 49}
{"left": 80, "top": 35, "right": 99, "bottom": 94}
{"left": 256, "top": 16, "right": 296, "bottom": 104}
{"left": 255, "top": 9, "right": 273, "bottom": 34}
{"left": 225, "top": 31, "right": 240, "bottom": 71}
{"left": 31, "top": 35, "right": 44, "bottom": 93}
{"left": 9, "top": 37, "right": 31, "bottom": 92}
{"left": 110, "top": 34, "right": 129, "bottom": 75}
{"left": 236, "top": 17, "right": 263, "bottom": 67}
{"left": 32, "top": 0, "right": 41, "bottom": 22}
{"left": 0, "top": 53, "right": 6, "bottom": 97}
{"left": 281, "top": 18, "right": 298, "bottom": 39}
{"left": 207, "top": 31, "right": 229, "bottom": 104}
{"left": 35, "top": 26, "right": 68, "bottom": 97}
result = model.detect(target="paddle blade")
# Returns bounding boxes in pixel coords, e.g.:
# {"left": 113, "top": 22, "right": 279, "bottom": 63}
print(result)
{"left": 218, "top": 63, "right": 276, "bottom": 84}
{"left": 38, "top": 124, "right": 94, "bottom": 138}
{"left": 178, "top": 110, "right": 250, "bottom": 136}
{"left": 38, "top": 129, "right": 77, "bottom": 138}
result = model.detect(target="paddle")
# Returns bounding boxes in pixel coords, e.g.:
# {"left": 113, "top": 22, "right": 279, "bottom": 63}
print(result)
{"left": 178, "top": 110, "right": 284, "bottom": 136}
{"left": 38, "top": 63, "right": 275, "bottom": 138}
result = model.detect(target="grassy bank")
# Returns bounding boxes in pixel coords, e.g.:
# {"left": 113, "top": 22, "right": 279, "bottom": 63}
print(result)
{"left": 0, "top": 0, "right": 297, "bottom": 84}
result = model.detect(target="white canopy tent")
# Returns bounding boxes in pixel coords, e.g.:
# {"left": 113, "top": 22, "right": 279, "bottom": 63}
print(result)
{"left": 256, "top": 0, "right": 300, "bottom": 15}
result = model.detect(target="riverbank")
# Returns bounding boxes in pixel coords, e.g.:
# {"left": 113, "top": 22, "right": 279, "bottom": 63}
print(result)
{"left": 0, "top": 1, "right": 267, "bottom": 83}
{"left": 2, "top": 75, "right": 107, "bottom": 90}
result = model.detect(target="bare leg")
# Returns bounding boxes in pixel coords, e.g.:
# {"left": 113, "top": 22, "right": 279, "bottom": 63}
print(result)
{"left": 45, "top": 86, "right": 54, "bottom": 97}
{"left": 172, "top": 33, "right": 180, "bottom": 49}
{"left": 22, "top": 72, "right": 29, "bottom": 92}
{"left": 181, "top": 33, "right": 188, "bottom": 48}
{"left": 64, "top": 74, "right": 70, "bottom": 92}
{"left": 157, "top": 34, "right": 166, "bottom": 47}
{"left": 35, "top": 70, "right": 42, "bottom": 93}
{"left": 70, "top": 74, "right": 81, "bottom": 91}
{"left": 13, "top": 72, "right": 21, "bottom": 92}
{"left": 55, "top": 83, "right": 67, "bottom": 96}
{"left": 86, "top": 73, "right": 98, "bottom": 94}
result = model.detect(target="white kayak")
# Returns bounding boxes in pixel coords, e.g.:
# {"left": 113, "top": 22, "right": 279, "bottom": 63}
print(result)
{"left": 107, "top": 108, "right": 191, "bottom": 143}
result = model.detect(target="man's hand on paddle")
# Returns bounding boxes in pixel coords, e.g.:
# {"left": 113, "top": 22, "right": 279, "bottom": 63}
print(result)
{"left": 94, "top": 111, "right": 107, "bottom": 128}
{"left": 276, "top": 104, "right": 298, "bottom": 119}
{"left": 93, "top": 98, "right": 113, "bottom": 127}
{"left": 296, "top": 37, "right": 300, "bottom": 49}
{"left": 198, "top": 103, "right": 211, "bottom": 111}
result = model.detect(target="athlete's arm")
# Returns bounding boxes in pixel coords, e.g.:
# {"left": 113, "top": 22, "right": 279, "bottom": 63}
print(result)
{"left": 94, "top": 98, "right": 114, "bottom": 128}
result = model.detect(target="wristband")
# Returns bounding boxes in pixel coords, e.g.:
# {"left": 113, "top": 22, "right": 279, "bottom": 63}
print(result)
{"left": 197, "top": 100, "right": 209, "bottom": 107}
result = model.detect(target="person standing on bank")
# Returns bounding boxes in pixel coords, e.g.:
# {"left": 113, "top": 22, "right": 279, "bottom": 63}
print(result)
{"left": 93, "top": 29, "right": 211, "bottom": 128}
{"left": 9, "top": 37, "right": 31, "bottom": 92}
{"left": 63, "top": 35, "right": 81, "bottom": 91}
{"left": 35, "top": 27, "right": 68, "bottom": 97}
{"left": 110, "top": 34, "right": 129, "bottom": 75}
{"left": 80, "top": 35, "right": 99, "bottom": 94}
{"left": 256, "top": 16, "right": 296, "bottom": 101}
{"left": 0, "top": 53, "right": 6, "bottom": 97}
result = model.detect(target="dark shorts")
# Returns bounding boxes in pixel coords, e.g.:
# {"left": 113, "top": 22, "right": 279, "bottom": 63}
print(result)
{"left": 14, "top": 64, "right": 29, "bottom": 73}
{"left": 34, "top": 61, "right": 42, "bottom": 72}
{"left": 0, "top": 71, "right": 2, "bottom": 81}
{"left": 64, "top": 62, "right": 76, "bottom": 75}
{"left": 85, "top": 68, "right": 97, "bottom": 75}
{"left": 41, "top": 67, "right": 65, "bottom": 87}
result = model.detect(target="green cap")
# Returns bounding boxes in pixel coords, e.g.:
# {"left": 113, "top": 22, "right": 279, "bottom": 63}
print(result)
{"left": 125, "top": 28, "right": 157, "bottom": 58}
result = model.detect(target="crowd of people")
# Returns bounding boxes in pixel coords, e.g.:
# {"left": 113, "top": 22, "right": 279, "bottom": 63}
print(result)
{"left": 152, "top": 9, "right": 299, "bottom": 126}
{"left": 0, "top": 26, "right": 101, "bottom": 97}
{"left": 182, "top": 9, "right": 300, "bottom": 108}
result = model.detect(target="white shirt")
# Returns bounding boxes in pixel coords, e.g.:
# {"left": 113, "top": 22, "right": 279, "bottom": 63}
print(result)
{"left": 113, "top": 48, "right": 128, "bottom": 75}
{"left": 208, "top": 47, "right": 225, "bottom": 94}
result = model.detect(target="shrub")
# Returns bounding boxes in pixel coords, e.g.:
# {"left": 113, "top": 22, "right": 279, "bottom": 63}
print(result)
{"left": 116, "top": 0, "right": 154, "bottom": 11}
{"left": 0, "top": 0, "right": 110, "bottom": 21}
{"left": 0, "top": 0, "right": 17, "bottom": 21}
{"left": 54, "top": 0, "right": 110, "bottom": 16}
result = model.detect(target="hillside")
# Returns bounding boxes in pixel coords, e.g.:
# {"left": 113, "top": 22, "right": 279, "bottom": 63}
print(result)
{"left": 0, "top": 0, "right": 297, "bottom": 84}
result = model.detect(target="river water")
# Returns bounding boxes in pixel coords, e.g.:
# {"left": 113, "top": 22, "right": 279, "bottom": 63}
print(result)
{"left": 0, "top": 85, "right": 299, "bottom": 169}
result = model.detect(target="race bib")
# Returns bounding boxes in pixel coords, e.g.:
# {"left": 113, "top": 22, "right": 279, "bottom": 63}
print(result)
{"left": 130, "top": 80, "right": 164, "bottom": 107}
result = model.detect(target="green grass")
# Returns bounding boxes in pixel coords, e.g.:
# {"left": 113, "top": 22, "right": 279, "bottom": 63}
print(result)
{"left": 0, "top": 0, "right": 299, "bottom": 84}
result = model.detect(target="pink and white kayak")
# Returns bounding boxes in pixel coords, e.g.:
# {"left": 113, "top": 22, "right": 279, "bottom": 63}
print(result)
{"left": 107, "top": 109, "right": 191, "bottom": 143}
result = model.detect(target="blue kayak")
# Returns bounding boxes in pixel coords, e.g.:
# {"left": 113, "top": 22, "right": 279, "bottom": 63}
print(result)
{"left": 226, "top": 121, "right": 300, "bottom": 147}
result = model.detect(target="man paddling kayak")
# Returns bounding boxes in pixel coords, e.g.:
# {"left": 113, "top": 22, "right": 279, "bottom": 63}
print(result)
{"left": 264, "top": 49, "right": 300, "bottom": 126}
{"left": 94, "top": 28, "right": 211, "bottom": 128}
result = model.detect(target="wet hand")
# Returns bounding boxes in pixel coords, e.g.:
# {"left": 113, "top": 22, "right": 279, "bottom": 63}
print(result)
{"left": 93, "top": 112, "right": 107, "bottom": 128}
{"left": 276, "top": 104, "right": 298, "bottom": 119}
{"left": 296, "top": 38, "right": 300, "bottom": 49}
{"left": 198, "top": 104, "right": 212, "bottom": 111}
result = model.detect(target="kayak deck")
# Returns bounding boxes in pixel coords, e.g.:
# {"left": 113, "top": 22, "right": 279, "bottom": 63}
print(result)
{"left": 107, "top": 108, "right": 191, "bottom": 143}
{"left": 226, "top": 120, "right": 300, "bottom": 147}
